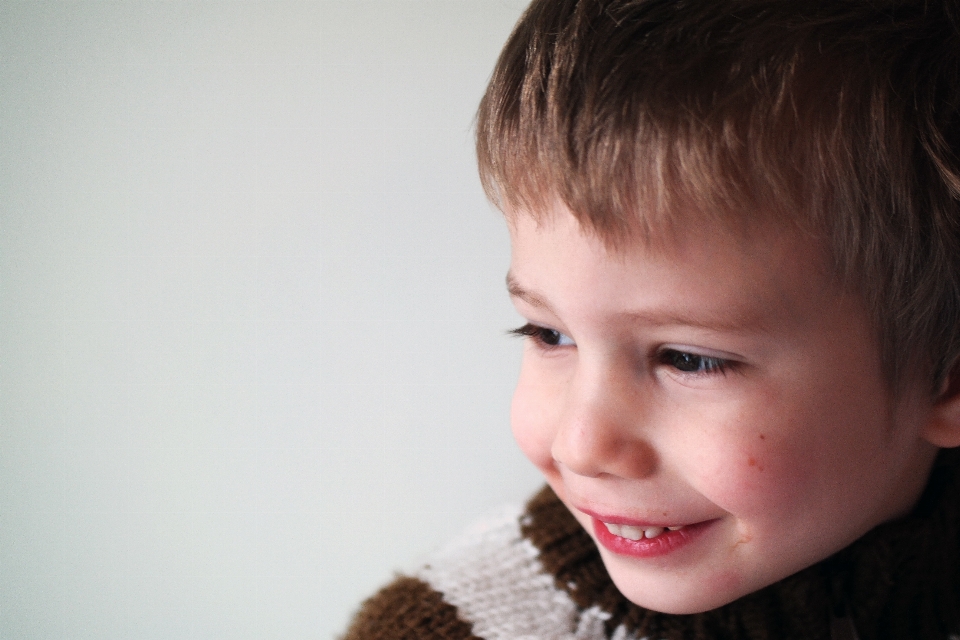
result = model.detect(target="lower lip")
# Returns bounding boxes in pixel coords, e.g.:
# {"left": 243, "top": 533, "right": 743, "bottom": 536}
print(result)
{"left": 592, "top": 518, "right": 716, "bottom": 558}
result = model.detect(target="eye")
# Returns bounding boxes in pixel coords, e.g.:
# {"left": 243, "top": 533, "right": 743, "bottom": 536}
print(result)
{"left": 659, "top": 349, "right": 730, "bottom": 375}
{"left": 509, "top": 323, "right": 575, "bottom": 348}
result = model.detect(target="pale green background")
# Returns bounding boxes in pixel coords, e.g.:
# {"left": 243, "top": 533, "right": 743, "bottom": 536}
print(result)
{"left": 0, "top": 1, "right": 543, "bottom": 638}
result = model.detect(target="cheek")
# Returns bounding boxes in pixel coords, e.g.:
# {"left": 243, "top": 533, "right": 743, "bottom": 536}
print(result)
{"left": 686, "top": 415, "right": 820, "bottom": 519}
{"left": 720, "top": 447, "right": 811, "bottom": 512}
{"left": 510, "top": 371, "right": 559, "bottom": 473}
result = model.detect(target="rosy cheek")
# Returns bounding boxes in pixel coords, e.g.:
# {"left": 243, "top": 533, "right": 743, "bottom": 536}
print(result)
{"left": 696, "top": 439, "right": 811, "bottom": 517}
{"left": 744, "top": 434, "right": 768, "bottom": 472}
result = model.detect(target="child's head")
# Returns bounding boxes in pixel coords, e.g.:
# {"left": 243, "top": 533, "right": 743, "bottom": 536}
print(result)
{"left": 478, "top": 0, "right": 960, "bottom": 614}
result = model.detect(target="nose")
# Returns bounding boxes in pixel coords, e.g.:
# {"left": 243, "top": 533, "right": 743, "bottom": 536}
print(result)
{"left": 551, "top": 360, "right": 658, "bottom": 480}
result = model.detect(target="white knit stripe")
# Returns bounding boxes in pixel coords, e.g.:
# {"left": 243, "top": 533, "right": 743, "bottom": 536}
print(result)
{"left": 609, "top": 623, "right": 642, "bottom": 640}
{"left": 416, "top": 505, "right": 630, "bottom": 640}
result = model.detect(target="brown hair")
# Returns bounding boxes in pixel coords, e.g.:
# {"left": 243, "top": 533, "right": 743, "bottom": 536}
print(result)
{"left": 477, "top": 0, "right": 960, "bottom": 391}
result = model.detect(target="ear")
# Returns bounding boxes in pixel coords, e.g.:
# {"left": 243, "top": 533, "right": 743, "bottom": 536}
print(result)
{"left": 923, "top": 360, "right": 960, "bottom": 448}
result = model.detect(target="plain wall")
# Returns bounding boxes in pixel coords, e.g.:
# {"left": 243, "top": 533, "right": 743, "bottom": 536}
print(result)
{"left": 0, "top": 2, "right": 543, "bottom": 638}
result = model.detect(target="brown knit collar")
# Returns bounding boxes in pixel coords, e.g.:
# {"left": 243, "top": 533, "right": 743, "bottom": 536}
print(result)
{"left": 520, "top": 448, "right": 960, "bottom": 640}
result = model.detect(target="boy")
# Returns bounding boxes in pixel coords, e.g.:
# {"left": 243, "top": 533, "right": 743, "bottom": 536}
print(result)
{"left": 343, "top": 0, "right": 960, "bottom": 638}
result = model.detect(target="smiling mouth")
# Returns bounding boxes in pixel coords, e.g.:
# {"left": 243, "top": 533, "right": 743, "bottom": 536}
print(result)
{"left": 593, "top": 517, "right": 715, "bottom": 558}
{"left": 603, "top": 522, "right": 685, "bottom": 540}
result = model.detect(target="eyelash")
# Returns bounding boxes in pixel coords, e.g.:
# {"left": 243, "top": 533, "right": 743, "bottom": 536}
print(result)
{"left": 510, "top": 323, "right": 733, "bottom": 375}
{"left": 508, "top": 323, "right": 572, "bottom": 348}
{"left": 656, "top": 349, "right": 731, "bottom": 376}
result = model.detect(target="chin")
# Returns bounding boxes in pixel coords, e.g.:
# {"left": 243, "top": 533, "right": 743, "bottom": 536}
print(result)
{"left": 600, "top": 552, "right": 749, "bottom": 614}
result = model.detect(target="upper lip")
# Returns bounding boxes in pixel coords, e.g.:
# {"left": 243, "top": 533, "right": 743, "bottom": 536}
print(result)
{"left": 575, "top": 505, "right": 690, "bottom": 528}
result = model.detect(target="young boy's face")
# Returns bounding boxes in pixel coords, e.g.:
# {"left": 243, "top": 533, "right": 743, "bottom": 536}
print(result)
{"left": 507, "top": 204, "right": 941, "bottom": 614}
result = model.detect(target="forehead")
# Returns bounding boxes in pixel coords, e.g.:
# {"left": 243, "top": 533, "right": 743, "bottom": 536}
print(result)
{"left": 506, "top": 206, "right": 843, "bottom": 335}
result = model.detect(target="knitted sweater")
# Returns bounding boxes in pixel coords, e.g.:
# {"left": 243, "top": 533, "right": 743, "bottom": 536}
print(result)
{"left": 342, "top": 451, "right": 960, "bottom": 640}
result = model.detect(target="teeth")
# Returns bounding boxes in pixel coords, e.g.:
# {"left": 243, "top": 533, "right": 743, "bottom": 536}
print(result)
{"left": 603, "top": 522, "right": 683, "bottom": 540}
{"left": 620, "top": 525, "right": 644, "bottom": 541}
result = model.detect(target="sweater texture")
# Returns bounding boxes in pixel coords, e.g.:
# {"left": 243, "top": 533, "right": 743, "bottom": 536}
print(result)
{"left": 342, "top": 449, "right": 960, "bottom": 640}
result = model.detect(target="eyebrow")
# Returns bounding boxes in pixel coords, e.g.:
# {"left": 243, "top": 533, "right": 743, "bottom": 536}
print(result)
{"left": 506, "top": 272, "right": 551, "bottom": 310}
{"left": 505, "top": 272, "right": 768, "bottom": 334}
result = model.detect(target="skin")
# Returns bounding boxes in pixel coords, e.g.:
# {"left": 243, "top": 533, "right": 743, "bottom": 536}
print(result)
{"left": 506, "top": 205, "right": 951, "bottom": 614}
